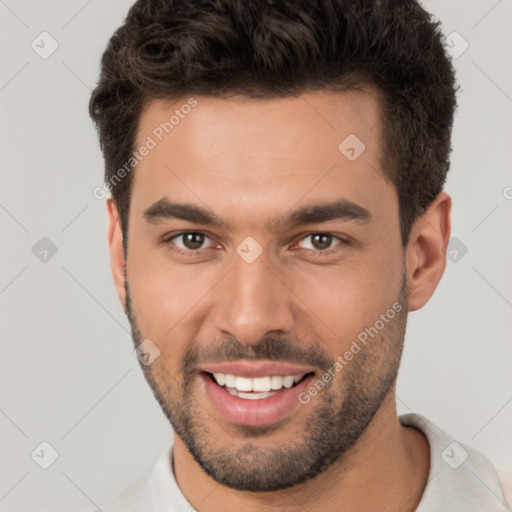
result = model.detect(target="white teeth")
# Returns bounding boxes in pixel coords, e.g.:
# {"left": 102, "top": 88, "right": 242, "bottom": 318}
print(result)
{"left": 253, "top": 376, "right": 271, "bottom": 392}
{"left": 211, "top": 372, "right": 307, "bottom": 393}
{"left": 235, "top": 376, "right": 253, "bottom": 391}
{"left": 226, "top": 388, "right": 276, "bottom": 400}
{"left": 238, "top": 391, "right": 275, "bottom": 400}
{"left": 213, "top": 373, "right": 225, "bottom": 386}
{"left": 224, "top": 374, "right": 236, "bottom": 388}
{"left": 282, "top": 376, "right": 294, "bottom": 388}
{"left": 270, "top": 375, "right": 283, "bottom": 390}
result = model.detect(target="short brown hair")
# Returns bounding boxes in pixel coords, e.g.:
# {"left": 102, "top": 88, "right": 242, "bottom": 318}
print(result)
{"left": 89, "top": 0, "right": 457, "bottom": 247}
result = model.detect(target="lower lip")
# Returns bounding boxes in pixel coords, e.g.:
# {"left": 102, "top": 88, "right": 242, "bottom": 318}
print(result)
{"left": 200, "top": 372, "right": 314, "bottom": 426}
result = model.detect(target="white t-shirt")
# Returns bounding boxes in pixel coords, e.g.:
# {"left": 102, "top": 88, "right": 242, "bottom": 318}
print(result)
{"left": 95, "top": 413, "right": 510, "bottom": 511}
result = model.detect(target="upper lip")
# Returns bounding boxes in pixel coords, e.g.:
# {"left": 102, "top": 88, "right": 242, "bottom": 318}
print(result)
{"left": 198, "top": 361, "right": 316, "bottom": 378}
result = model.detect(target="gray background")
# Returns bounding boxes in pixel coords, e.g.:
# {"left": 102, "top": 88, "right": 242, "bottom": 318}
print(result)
{"left": 1, "top": 0, "right": 511, "bottom": 510}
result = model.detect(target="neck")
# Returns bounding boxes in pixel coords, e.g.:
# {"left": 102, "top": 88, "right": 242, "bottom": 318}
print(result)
{"left": 173, "top": 388, "right": 430, "bottom": 512}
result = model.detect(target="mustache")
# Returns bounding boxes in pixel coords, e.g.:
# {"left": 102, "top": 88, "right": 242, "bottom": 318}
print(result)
{"left": 181, "top": 335, "right": 334, "bottom": 374}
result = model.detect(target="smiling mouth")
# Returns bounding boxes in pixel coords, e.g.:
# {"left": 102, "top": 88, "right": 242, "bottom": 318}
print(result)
{"left": 203, "top": 371, "right": 314, "bottom": 400}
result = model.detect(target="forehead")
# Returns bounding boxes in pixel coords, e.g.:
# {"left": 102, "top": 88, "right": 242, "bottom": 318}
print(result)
{"left": 136, "top": 89, "right": 382, "bottom": 160}
{"left": 130, "top": 89, "right": 396, "bottom": 227}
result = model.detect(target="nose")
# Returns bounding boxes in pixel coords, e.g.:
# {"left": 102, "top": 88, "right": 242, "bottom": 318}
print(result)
{"left": 213, "top": 251, "right": 295, "bottom": 346}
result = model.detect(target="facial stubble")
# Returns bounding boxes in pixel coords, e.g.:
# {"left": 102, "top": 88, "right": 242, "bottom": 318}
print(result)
{"left": 125, "top": 274, "right": 408, "bottom": 492}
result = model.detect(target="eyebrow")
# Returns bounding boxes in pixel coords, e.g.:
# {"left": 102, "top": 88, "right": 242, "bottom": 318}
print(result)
{"left": 143, "top": 197, "right": 371, "bottom": 232}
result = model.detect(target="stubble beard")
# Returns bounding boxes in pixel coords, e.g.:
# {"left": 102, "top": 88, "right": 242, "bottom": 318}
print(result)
{"left": 125, "top": 275, "right": 408, "bottom": 492}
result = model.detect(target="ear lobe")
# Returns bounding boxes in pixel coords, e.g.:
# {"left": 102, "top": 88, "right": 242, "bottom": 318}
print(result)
{"left": 106, "top": 198, "right": 127, "bottom": 313}
{"left": 405, "top": 192, "right": 452, "bottom": 312}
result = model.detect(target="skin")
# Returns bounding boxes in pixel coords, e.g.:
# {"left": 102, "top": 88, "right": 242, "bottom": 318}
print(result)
{"left": 106, "top": 89, "right": 451, "bottom": 511}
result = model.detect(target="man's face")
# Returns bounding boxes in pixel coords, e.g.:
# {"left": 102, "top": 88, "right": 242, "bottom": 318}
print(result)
{"left": 123, "top": 90, "right": 407, "bottom": 491}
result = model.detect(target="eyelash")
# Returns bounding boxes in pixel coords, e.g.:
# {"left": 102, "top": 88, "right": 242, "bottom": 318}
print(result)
{"left": 162, "top": 231, "right": 349, "bottom": 257}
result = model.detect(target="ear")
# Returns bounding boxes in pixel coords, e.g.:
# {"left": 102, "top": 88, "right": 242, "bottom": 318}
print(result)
{"left": 405, "top": 191, "right": 452, "bottom": 312}
{"left": 106, "top": 197, "right": 127, "bottom": 313}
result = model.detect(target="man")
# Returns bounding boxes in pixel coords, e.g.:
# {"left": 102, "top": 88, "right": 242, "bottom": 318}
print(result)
{"left": 88, "top": 0, "right": 509, "bottom": 510}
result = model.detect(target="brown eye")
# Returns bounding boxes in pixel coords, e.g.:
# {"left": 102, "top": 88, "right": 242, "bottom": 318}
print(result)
{"left": 183, "top": 232, "right": 204, "bottom": 250}
{"left": 170, "top": 232, "right": 213, "bottom": 251}
{"left": 297, "top": 233, "right": 343, "bottom": 252}
{"left": 312, "top": 234, "right": 332, "bottom": 250}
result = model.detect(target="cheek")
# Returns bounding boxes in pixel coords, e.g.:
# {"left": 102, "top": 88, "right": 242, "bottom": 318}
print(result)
{"left": 127, "top": 248, "right": 218, "bottom": 339}
{"left": 288, "top": 250, "right": 403, "bottom": 345}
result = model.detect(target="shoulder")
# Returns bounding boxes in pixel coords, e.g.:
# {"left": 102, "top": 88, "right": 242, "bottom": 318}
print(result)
{"left": 88, "top": 443, "right": 192, "bottom": 512}
{"left": 89, "top": 473, "right": 152, "bottom": 512}
{"left": 400, "top": 413, "right": 510, "bottom": 512}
